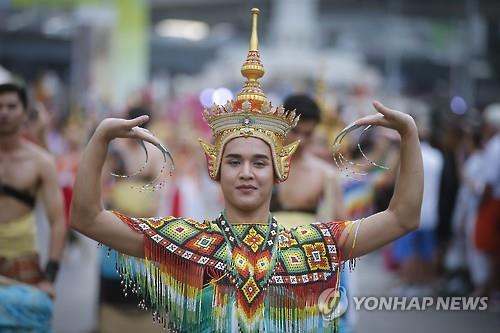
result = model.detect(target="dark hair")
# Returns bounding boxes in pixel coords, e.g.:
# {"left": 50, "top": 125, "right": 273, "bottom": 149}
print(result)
{"left": 126, "top": 105, "right": 152, "bottom": 128}
{"left": 283, "top": 94, "right": 321, "bottom": 122}
{"left": 0, "top": 83, "right": 28, "bottom": 109}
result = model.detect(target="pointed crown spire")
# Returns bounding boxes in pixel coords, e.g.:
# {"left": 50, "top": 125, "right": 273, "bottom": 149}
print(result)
{"left": 237, "top": 8, "right": 266, "bottom": 103}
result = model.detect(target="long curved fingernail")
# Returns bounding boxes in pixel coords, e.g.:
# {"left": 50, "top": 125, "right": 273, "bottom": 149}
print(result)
{"left": 154, "top": 143, "right": 175, "bottom": 170}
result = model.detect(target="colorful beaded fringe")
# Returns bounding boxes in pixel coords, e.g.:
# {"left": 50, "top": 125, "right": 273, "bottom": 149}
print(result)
{"left": 113, "top": 211, "right": 348, "bottom": 332}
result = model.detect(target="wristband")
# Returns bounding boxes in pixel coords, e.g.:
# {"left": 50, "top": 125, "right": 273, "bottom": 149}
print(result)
{"left": 44, "top": 260, "right": 60, "bottom": 283}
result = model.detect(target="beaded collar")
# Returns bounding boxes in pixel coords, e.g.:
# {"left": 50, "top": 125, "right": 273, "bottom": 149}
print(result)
{"left": 214, "top": 211, "right": 280, "bottom": 322}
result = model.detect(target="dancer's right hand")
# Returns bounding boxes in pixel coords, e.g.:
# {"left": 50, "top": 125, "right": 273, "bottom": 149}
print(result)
{"left": 95, "top": 116, "right": 161, "bottom": 147}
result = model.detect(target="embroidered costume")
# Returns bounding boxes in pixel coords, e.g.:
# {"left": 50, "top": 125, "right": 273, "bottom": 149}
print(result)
{"left": 113, "top": 212, "right": 348, "bottom": 332}
{"left": 111, "top": 8, "right": 357, "bottom": 332}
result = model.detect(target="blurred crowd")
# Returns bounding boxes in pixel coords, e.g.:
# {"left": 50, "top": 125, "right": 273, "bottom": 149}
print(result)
{"left": 1, "top": 68, "right": 499, "bottom": 332}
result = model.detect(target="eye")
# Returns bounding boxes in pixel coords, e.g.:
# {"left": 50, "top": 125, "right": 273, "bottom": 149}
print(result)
{"left": 227, "top": 160, "right": 240, "bottom": 166}
{"left": 254, "top": 160, "right": 267, "bottom": 167}
{"left": 7, "top": 103, "right": 18, "bottom": 111}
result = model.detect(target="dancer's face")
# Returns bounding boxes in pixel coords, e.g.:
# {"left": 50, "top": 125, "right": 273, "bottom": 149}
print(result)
{"left": 219, "top": 137, "right": 274, "bottom": 213}
{"left": 0, "top": 92, "right": 26, "bottom": 136}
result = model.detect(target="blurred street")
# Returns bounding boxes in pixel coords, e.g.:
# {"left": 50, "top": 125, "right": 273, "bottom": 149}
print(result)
{"left": 354, "top": 251, "right": 500, "bottom": 333}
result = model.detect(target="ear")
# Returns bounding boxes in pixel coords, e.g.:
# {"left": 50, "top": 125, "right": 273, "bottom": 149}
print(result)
{"left": 278, "top": 140, "right": 300, "bottom": 181}
{"left": 198, "top": 139, "right": 218, "bottom": 180}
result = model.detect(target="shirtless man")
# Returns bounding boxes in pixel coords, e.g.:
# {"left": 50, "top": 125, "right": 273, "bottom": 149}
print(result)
{"left": 271, "top": 94, "right": 345, "bottom": 227}
{"left": 0, "top": 83, "right": 66, "bottom": 298}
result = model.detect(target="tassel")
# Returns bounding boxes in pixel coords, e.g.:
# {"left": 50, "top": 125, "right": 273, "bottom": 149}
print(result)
{"left": 116, "top": 237, "right": 205, "bottom": 332}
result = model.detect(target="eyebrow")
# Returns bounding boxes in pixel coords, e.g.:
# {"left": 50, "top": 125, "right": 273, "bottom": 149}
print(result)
{"left": 224, "top": 153, "right": 270, "bottom": 160}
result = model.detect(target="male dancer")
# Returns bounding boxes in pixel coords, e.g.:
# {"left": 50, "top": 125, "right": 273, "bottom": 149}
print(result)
{"left": 0, "top": 83, "right": 66, "bottom": 329}
{"left": 71, "top": 8, "right": 422, "bottom": 332}
{"left": 271, "top": 93, "right": 346, "bottom": 227}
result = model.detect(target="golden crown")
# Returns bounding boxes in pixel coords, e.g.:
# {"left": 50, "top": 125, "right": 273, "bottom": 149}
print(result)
{"left": 199, "top": 8, "right": 300, "bottom": 182}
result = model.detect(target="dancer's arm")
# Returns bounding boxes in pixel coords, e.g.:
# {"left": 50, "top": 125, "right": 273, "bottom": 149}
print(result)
{"left": 70, "top": 116, "right": 160, "bottom": 257}
{"left": 337, "top": 101, "right": 423, "bottom": 259}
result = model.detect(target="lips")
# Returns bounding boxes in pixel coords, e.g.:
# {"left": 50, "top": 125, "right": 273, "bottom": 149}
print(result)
{"left": 236, "top": 185, "right": 257, "bottom": 190}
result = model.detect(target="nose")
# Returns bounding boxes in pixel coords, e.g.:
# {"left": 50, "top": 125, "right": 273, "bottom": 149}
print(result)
{"left": 239, "top": 161, "right": 254, "bottom": 180}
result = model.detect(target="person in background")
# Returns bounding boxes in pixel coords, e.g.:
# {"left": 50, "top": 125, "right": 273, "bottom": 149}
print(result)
{"left": 437, "top": 119, "right": 464, "bottom": 272}
{"left": 475, "top": 104, "right": 500, "bottom": 310}
{"left": 270, "top": 94, "right": 346, "bottom": 227}
{"left": 0, "top": 82, "right": 66, "bottom": 331}
{"left": 449, "top": 124, "right": 489, "bottom": 296}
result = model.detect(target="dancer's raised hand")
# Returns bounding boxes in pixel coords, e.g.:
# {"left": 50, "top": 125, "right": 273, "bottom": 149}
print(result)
{"left": 95, "top": 116, "right": 161, "bottom": 147}
{"left": 354, "top": 101, "right": 417, "bottom": 137}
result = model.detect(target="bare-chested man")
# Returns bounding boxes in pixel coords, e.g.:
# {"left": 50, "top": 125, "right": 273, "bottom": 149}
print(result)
{"left": 0, "top": 83, "right": 66, "bottom": 298}
{"left": 271, "top": 94, "right": 345, "bottom": 227}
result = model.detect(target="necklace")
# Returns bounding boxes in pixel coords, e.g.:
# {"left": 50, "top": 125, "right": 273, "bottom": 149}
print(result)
{"left": 214, "top": 211, "right": 280, "bottom": 305}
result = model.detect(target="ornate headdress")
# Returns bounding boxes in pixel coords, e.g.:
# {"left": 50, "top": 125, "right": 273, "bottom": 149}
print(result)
{"left": 199, "top": 8, "right": 300, "bottom": 182}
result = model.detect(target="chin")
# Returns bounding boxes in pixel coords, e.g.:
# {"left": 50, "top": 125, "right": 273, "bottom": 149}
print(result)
{"left": 0, "top": 125, "right": 20, "bottom": 136}
{"left": 234, "top": 201, "right": 260, "bottom": 212}
{"left": 232, "top": 198, "right": 263, "bottom": 212}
